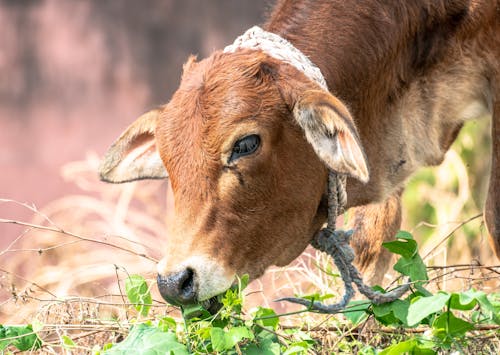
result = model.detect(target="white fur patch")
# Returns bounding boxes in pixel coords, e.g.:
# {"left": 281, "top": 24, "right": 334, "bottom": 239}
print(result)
{"left": 458, "top": 100, "right": 489, "bottom": 121}
{"left": 157, "top": 255, "right": 235, "bottom": 301}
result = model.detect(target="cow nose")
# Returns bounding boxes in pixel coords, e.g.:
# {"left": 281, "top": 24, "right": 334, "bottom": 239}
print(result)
{"left": 157, "top": 268, "right": 197, "bottom": 305}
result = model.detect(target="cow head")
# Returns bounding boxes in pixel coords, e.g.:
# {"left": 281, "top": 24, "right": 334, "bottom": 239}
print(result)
{"left": 99, "top": 50, "right": 368, "bottom": 307}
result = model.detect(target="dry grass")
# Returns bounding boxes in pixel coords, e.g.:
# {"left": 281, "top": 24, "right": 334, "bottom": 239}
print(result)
{"left": 1, "top": 135, "right": 499, "bottom": 353}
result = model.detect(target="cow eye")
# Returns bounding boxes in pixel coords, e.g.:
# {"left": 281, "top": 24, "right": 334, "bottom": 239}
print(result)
{"left": 229, "top": 134, "right": 260, "bottom": 162}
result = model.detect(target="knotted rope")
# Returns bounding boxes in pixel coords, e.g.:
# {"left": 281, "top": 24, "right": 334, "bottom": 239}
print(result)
{"left": 279, "top": 171, "right": 410, "bottom": 313}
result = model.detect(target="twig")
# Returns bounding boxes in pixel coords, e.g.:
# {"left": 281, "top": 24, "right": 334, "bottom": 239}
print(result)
{"left": 0, "top": 268, "right": 57, "bottom": 298}
{"left": 0, "top": 199, "right": 58, "bottom": 228}
{"left": 423, "top": 213, "right": 482, "bottom": 260}
{"left": 427, "top": 263, "right": 500, "bottom": 270}
{"left": 0, "top": 218, "right": 157, "bottom": 262}
{"left": 21, "top": 295, "right": 168, "bottom": 308}
{"left": 114, "top": 265, "right": 128, "bottom": 310}
{"left": 4, "top": 240, "right": 82, "bottom": 254}
{"left": 280, "top": 324, "right": 500, "bottom": 333}
{"left": 0, "top": 227, "right": 35, "bottom": 257}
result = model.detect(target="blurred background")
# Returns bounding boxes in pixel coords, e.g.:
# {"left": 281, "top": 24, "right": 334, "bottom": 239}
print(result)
{"left": 0, "top": 0, "right": 268, "bottom": 242}
{"left": 0, "top": 0, "right": 496, "bottom": 323}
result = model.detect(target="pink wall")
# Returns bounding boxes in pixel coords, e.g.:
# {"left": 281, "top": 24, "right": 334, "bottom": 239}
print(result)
{"left": 0, "top": 0, "right": 267, "bottom": 245}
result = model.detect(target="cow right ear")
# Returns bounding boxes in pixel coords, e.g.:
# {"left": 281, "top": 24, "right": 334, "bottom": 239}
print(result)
{"left": 99, "top": 109, "right": 168, "bottom": 183}
{"left": 293, "top": 90, "right": 369, "bottom": 183}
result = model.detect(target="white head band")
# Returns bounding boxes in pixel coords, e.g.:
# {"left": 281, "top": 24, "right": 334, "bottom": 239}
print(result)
{"left": 224, "top": 26, "right": 328, "bottom": 91}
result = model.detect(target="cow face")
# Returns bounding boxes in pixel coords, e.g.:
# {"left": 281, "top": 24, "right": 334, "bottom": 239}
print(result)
{"left": 99, "top": 50, "right": 368, "bottom": 306}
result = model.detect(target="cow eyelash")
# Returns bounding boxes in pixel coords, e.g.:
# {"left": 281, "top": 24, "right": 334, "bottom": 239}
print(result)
{"left": 228, "top": 134, "right": 261, "bottom": 163}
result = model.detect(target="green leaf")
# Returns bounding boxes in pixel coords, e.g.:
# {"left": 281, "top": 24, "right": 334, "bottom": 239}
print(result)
{"left": 0, "top": 325, "right": 8, "bottom": 351}
{"left": 157, "top": 317, "right": 177, "bottom": 332}
{"left": 489, "top": 292, "right": 500, "bottom": 308}
{"left": 193, "top": 321, "right": 212, "bottom": 340}
{"left": 393, "top": 255, "right": 427, "bottom": 282}
{"left": 125, "top": 275, "right": 152, "bottom": 317}
{"left": 407, "top": 292, "right": 450, "bottom": 326}
{"left": 103, "top": 323, "right": 188, "bottom": 355}
{"left": 220, "top": 288, "right": 243, "bottom": 315}
{"left": 386, "top": 231, "right": 430, "bottom": 295}
{"left": 372, "top": 299, "right": 410, "bottom": 326}
{"left": 0, "top": 324, "right": 42, "bottom": 351}
{"left": 380, "top": 338, "right": 436, "bottom": 355}
{"left": 253, "top": 307, "right": 280, "bottom": 330}
{"left": 372, "top": 302, "right": 393, "bottom": 318}
{"left": 244, "top": 343, "right": 281, "bottom": 355}
{"left": 358, "top": 345, "right": 377, "bottom": 355}
{"left": 382, "top": 231, "right": 418, "bottom": 259}
{"left": 432, "top": 311, "right": 474, "bottom": 338}
{"left": 474, "top": 291, "right": 500, "bottom": 324}
{"left": 413, "top": 346, "right": 436, "bottom": 355}
{"left": 210, "top": 327, "right": 228, "bottom": 351}
{"left": 243, "top": 335, "right": 280, "bottom": 355}
{"left": 282, "top": 329, "right": 314, "bottom": 344}
{"left": 449, "top": 289, "right": 500, "bottom": 323}
{"left": 102, "top": 343, "right": 114, "bottom": 351}
{"left": 379, "top": 339, "right": 417, "bottom": 355}
{"left": 62, "top": 335, "right": 76, "bottom": 349}
{"left": 226, "top": 326, "right": 254, "bottom": 348}
{"left": 449, "top": 292, "right": 477, "bottom": 310}
{"left": 395, "top": 230, "right": 415, "bottom": 241}
{"left": 343, "top": 300, "right": 371, "bottom": 325}
{"left": 391, "top": 299, "right": 410, "bottom": 325}
{"left": 394, "top": 254, "right": 430, "bottom": 295}
{"left": 372, "top": 302, "right": 398, "bottom": 326}
{"left": 283, "top": 342, "right": 311, "bottom": 355}
{"left": 210, "top": 326, "right": 254, "bottom": 351}
{"left": 181, "top": 304, "right": 210, "bottom": 320}
{"left": 371, "top": 285, "right": 386, "bottom": 293}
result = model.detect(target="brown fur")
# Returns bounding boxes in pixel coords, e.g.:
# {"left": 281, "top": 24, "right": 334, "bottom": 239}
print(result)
{"left": 266, "top": 0, "right": 500, "bottom": 280}
{"left": 155, "top": 52, "right": 330, "bottom": 278}
{"left": 101, "top": 0, "right": 500, "bottom": 294}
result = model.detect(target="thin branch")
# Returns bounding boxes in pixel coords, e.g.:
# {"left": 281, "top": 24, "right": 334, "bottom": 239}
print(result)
{"left": 423, "top": 213, "right": 482, "bottom": 260}
{"left": 0, "top": 218, "right": 157, "bottom": 262}
{"left": 0, "top": 268, "right": 57, "bottom": 298}
{"left": 280, "top": 324, "right": 500, "bottom": 333}
{"left": 0, "top": 199, "right": 58, "bottom": 227}
{"left": 21, "top": 295, "right": 168, "bottom": 308}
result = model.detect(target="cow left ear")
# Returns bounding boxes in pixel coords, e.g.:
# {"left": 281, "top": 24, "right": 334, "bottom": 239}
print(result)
{"left": 293, "top": 90, "right": 369, "bottom": 183}
{"left": 99, "top": 109, "right": 168, "bottom": 183}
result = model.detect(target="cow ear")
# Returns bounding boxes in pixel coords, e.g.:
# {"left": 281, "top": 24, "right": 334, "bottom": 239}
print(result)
{"left": 293, "top": 90, "right": 369, "bottom": 183}
{"left": 99, "top": 109, "right": 168, "bottom": 183}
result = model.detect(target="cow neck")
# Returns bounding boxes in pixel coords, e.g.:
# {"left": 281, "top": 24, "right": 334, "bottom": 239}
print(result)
{"left": 224, "top": 25, "right": 345, "bottom": 230}
{"left": 223, "top": 26, "right": 328, "bottom": 91}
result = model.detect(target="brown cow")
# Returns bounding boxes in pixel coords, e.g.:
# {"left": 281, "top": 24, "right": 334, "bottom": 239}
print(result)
{"left": 99, "top": 0, "right": 499, "bottom": 307}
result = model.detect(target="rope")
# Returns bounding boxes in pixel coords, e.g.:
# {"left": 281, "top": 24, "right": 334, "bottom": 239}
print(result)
{"left": 279, "top": 171, "right": 410, "bottom": 313}
{"left": 224, "top": 26, "right": 328, "bottom": 91}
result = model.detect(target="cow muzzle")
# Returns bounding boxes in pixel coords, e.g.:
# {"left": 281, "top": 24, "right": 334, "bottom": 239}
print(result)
{"left": 157, "top": 255, "right": 235, "bottom": 306}
{"left": 157, "top": 268, "right": 197, "bottom": 305}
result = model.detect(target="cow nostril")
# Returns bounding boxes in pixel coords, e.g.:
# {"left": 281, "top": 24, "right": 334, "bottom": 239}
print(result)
{"left": 157, "top": 268, "right": 197, "bottom": 305}
{"left": 180, "top": 268, "right": 195, "bottom": 298}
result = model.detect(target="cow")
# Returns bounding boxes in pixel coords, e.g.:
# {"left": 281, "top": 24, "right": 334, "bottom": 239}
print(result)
{"left": 99, "top": 0, "right": 500, "bottom": 308}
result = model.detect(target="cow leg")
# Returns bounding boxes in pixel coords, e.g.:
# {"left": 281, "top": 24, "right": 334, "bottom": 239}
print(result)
{"left": 348, "top": 189, "right": 403, "bottom": 286}
{"left": 485, "top": 96, "right": 500, "bottom": 259}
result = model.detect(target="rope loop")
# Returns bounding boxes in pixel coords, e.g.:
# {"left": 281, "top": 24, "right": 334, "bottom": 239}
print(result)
{"left": 279, "top": 171, "right": 410, "bottom": 313}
